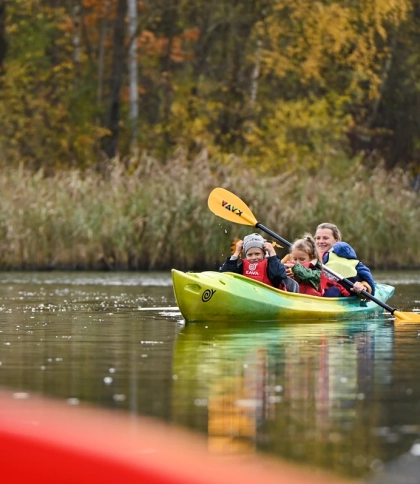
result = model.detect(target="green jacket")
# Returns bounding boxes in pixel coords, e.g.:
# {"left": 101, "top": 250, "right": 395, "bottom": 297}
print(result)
{"left": 292, "top": 261, "right": 322, "bottom": 290}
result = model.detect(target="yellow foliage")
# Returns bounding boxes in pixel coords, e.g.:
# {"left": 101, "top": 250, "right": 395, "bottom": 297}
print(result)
{"left": 244, "top": 96, "right": 352, "bottom": 171}
{"left": 260, "top": 0, "right": 410, "bottom": 97}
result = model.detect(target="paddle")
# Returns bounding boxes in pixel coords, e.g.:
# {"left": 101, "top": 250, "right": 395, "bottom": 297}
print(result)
{"left": 208, "top": 187, "right": 420, "bottom": 323}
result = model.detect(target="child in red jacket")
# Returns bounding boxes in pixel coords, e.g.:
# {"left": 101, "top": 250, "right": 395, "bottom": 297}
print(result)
{"left": 219, "top": 233, "right": 298, "bottom": 291}
{"left": 284, "top": 234, "right": 349, "bottom": 297}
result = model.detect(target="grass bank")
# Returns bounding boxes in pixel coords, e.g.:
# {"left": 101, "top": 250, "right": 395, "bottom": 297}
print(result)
{"left": 0, "top": 154, "right": 418, "bottom": 270}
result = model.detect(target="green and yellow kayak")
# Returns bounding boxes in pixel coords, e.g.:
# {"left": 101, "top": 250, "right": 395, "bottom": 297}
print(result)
{"left": 171, "top": 269, "right": 395, "bottom": 323}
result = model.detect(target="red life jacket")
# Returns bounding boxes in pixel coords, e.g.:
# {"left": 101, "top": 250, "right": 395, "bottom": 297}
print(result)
{"left": 299, "top": 283, "right": 322, "bottom": 297}
{"left": 242, "top": 259, "right": 273, "bottom": 287}
{"left": 296, "top": 262, "right": 323, "bottom": 297}
{"left": 293, "top": 262, "right": 350, "bottom": 297}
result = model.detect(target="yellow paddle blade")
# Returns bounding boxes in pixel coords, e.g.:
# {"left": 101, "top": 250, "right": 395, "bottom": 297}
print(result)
{"left": 208, "top": 188, "right": 258, "bottom": 226}
{"left": 393, "top": 310, "right": 420, "bottom": 323}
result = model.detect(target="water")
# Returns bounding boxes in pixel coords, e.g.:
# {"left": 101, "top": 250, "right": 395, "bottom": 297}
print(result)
{"left": 0, "top": 270, "right": 419, "bottom": 479}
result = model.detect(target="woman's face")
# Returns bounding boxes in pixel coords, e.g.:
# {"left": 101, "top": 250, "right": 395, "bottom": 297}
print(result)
{"left": 315, "top": 228, "right": 337, "bottom": 253}
{"left": 245, "top": 247, "right": 265, "bottom": 262}
{"left": 290, "top": 248, "right": 311, "bottom": 264}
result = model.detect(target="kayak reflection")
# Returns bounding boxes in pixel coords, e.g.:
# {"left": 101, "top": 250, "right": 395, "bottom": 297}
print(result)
{"left": 171, "top": 318, "right": 394, "bottom": 475}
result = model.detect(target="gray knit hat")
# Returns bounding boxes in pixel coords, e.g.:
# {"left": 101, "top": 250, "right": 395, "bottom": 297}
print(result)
{"left": 243, "top": 233, "right": 265, "bottom": 255}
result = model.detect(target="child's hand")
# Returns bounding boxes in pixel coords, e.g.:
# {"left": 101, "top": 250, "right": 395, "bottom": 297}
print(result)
{"left": 234, "top": 240, "right": 244, "bottom": 257}
{"left": 285, "top": 265, "right": 294, "bottom": 278}
{"left": 263, "top": 242, "right": 277, "bottom": 257}
{"left": 284, "top": 261, "right": 295, "bottom": 278}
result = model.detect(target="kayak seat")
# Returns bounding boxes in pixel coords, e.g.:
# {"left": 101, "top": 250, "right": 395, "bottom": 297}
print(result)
{"left": 285, "top": 277, "right": 299, "bottom": 293}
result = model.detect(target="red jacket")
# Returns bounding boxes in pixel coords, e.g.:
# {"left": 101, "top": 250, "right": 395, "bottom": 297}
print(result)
{"left": 291, "top": 261, "right": 350, "bottom": 297}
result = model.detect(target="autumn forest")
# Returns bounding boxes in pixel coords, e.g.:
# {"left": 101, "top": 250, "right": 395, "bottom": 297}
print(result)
{"left": 0, "top": 0, "right": 420, "bottom": 270}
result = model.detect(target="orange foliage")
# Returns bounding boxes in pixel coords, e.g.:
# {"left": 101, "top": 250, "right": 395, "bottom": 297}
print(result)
{"left": 138, "top": 1, "right": 148, "bottom": 14}
{"left": 137, "top": 30, "right": 168, "bottom": 57}
{"left": 181, "top": 27, "right": 200, "bottom": 42}
{"left": 58, "top": 15, "right": 75, "bottom": 33}
{"left": 121, "top": 84, "right": 146, "bottom": 103}
{"left": 170, "top": 38, "right": 186, "bottom": 63}
{"left": 82, "top": 0, "right": 117, "bottom": 28}
{"left": 137, "top": 28, "right": 199, "bottom": 62}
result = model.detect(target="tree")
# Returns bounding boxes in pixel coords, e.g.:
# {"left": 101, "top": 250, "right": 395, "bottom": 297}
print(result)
{"left": 0, "top": 0, "right": 6, "bottom": 67}
{"left": 128, "top": 0, "right": 139, "bottom": 155}
{"left": 100, "top": 0, "right": 127, "bottom": 159}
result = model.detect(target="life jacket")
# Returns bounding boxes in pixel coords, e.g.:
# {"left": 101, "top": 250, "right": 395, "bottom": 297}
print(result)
{"left": 293, "top": 261, "right": 350, "bottom": 297}
{"left": 299, "top": 283, "right": 322, "bottom": 297}
{"left": 295, "top": 261, "right": 323, "bottom": 297}
{"left": 320, "top": 273, "right": 351, "bottom": 297}
{"left": 321, "top": 251, "right": 356, "bottom": 296}
{"left": 242, "top": 259, "right": 273, "bottom": 287}
{"left": 324, "top": 251, "right": 358, "bottom": 278}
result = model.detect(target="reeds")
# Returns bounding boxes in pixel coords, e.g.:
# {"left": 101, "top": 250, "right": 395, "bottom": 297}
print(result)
{"left": 0, "top": 154, "right": 418, "bottom": 270}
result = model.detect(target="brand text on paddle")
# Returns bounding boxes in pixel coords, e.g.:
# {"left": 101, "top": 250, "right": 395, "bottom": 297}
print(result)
{"left": 222, "top": 200, "right": 243, "bottom": 216}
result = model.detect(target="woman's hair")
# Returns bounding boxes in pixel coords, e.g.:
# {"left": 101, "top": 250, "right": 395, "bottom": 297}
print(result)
{"left": 315, "top": 223, "right": 342, "bottom": 241}
{"left": 291, "top": 233, "right": 320, "bottom": 262}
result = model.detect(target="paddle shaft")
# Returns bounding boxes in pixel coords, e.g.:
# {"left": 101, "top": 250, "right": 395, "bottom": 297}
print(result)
{"left": 256, "top": 223, "right": 292, "bottom": 249}
{"left": 256, "top": 222, "right": 396, "bottom": 315}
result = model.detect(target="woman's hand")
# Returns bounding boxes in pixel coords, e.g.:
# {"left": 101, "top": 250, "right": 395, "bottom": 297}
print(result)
{"left": 351, "top": 281, "right": 365, "bottom": 294}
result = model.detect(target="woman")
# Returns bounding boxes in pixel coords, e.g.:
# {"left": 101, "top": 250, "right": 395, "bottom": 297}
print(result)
{"left": 315, "top": 223, "right": 375, "bottom": 297}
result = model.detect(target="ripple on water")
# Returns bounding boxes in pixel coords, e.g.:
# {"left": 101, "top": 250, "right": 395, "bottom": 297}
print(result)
{"left": 0, "top": 271, "right": 173, "bottom": 287}
{"left": 374, "top": 270, "right": 420, "bottom": 285}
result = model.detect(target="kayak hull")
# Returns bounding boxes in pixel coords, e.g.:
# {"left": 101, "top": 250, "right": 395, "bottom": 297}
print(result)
{"left": 171, "top": 269, "right": 395, "bottom": 323}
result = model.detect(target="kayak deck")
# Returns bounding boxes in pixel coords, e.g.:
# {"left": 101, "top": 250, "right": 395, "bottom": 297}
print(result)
{"left": 172, "top": 269, "right": 395, "bottom": 323}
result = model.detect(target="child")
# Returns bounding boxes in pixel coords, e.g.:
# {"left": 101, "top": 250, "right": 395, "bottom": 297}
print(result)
{"left": 315, "top": 223, "right": 375, "bottom": 297}
{"left": 283, "top": 234, "right": 324, "bottom": 296}
{"left": 219, "top": 233, "right": 295, "bottom": 291}
{"left": 284, "top": 234, "right": 350, "bottom": 297}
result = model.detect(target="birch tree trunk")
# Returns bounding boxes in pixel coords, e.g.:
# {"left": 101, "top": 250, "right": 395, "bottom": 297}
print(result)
{"left": 249, "top": 40, "right": 262, "bottom": 114}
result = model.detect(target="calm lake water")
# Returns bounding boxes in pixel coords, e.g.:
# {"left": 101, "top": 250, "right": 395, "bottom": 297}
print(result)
{"left": 0, "top": 270, "right": 419, "bottom": 480}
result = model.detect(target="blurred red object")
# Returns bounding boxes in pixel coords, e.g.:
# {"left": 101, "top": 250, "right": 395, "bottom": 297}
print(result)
{"left": 0, "top": 390, "right": 351, "bottom": 484}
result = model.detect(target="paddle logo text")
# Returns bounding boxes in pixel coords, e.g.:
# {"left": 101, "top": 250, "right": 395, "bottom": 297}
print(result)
{"left": 222, "top": 200, "right": 243, "bottom": 217}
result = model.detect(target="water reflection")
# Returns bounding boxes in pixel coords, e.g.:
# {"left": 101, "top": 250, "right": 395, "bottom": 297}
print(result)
{"left": 171, "top": 318, "right": 418, "bottom": 477}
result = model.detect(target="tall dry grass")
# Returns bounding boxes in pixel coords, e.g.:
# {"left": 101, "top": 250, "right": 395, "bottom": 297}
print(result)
{"left": 0, "top": 153, "right": 418, "bottom": 270}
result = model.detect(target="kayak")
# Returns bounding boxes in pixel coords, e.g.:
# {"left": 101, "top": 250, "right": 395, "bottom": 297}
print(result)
{"left": 171, "top": 269, "right": 395, "bottom": 323}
